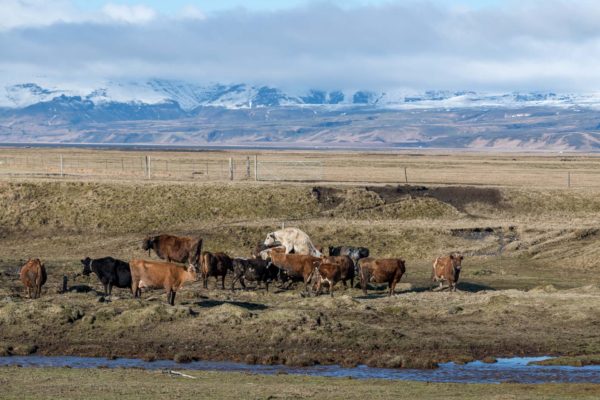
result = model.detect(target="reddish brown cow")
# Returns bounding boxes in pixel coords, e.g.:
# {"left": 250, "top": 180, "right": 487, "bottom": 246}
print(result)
{"left": 358, "top": 257, "right": 406, "bottom": 296}
{"left": 129, "top": 259, "right": 199, "bottom": 305}
{"left": 142, "top": 234, "right": 202, "bottom": 266}
{"left": 201, "top": 252, "right": 233, "bottom": 289}
{"left": 314, "top": 262, "right": 342, "bottom": 297}
{"left": 20, "top": 258, "right": 47, "bottom": 299}
{"left": 432, "top": 253, "right": 464, "bottom": 291}
{"left": 263, "top": 248, "right": 320, "bottom": 293}
{"left": 321, "top": 255, "right": 354, "bottom": 289}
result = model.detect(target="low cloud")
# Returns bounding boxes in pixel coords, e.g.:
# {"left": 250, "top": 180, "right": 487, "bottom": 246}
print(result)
{"left": 101, "top": 3, "right": 157, "bottom": 24}
{"left": 1, "top": 1, "right": 600, "bottom": 92}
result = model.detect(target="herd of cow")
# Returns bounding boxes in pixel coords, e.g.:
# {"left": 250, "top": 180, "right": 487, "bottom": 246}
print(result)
{"left": 18, "top": 227, "right": 464, "bottom": 305}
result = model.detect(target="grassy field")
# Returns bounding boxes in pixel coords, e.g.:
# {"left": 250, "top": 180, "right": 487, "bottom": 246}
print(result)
{"left": 2, "top": 367, "right": 600, "bottom": 400}
{"left": 3, "top": 147, "right": 600, "bottom": 187}
{"left": 1, "top": 149, "right": 600, "bottom": 396}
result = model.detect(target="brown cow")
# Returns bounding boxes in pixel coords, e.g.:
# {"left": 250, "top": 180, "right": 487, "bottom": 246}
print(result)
{"left": 262, "top": 248, "right": 320, "bottom": 293}
{"left": 314, "top": 262, "right": 342, "bottom": 297}
{"left": 129, "top": 259, "right": 199, "bottom": 305}
{"left": 321, "top": 255, "right": 354, "bottom": 289}
{"left": 358, "top": 258, "right": 406, "bottom": 296}
{"left": 20, "top": 258, "right": 47, "bottom": 299}
{"left": 142, "top": 234, "right": 202, "bottom": 266}
{"left": 201, "top": 252, "right": 233, "bottom": 290}
{"left": 432, "top": 253, "right": 464, "bottom": 291}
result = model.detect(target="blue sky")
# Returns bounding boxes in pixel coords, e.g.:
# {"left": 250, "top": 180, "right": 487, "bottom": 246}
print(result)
{"left": 2, "top": 0, "right": 600, "bottom": 92}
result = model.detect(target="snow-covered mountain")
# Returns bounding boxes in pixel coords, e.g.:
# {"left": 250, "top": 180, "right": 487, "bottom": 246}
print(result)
{"left": 4, "top": 79, "right": 600, "bottom": 111}
{"left": 3, "top": 79, "right": 600, "bottom": 150}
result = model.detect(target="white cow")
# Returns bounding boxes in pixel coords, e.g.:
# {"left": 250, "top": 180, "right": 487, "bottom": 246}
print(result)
{"left": 264, "top": 227, "right": 322, "bottom": 257}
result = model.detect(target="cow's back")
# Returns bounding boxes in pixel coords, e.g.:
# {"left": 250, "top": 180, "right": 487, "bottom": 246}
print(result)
{"left": 130, "top": 259, "right": 166, "bottom": 288}
{"left": 20, "top": 259, "right": 44, "bottom": 287}
{"left": 156, "top": 235, "right": 202, "bottom": 264}
{"left": 433, "top": 256, "right": 453, "bottom": 280}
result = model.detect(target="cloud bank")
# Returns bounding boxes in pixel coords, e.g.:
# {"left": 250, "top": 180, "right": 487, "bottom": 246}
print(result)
{"left": 1, "top": 0, "right": 600, "bottom": 92}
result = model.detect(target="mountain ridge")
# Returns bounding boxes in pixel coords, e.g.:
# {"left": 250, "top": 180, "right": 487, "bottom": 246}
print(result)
{"left": 2, "top": 80, "right": 600, "bottom": 150}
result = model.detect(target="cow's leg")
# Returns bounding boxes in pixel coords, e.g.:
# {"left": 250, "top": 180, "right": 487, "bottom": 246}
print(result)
{"left": 231, "top": 276, "right": 238, "bottom": 292}
{"left": 103, "top": 283, "right": 109, "bottom": 296}
{"left": 390, "top": 279, "right": 397, "bottom": 297}
{"left": 330, "top": 282, "right": 335, "bottom": 298}
{"left": 132, "top": 281, "right": 139, "bottom": 298}
{"left": 240, "top": 278, "right": 247, "bottom": 290}
{"left": 221, "top": 275, "right": 226, "bottom": 290}
{"left": 108, "top": 283, "right": 113, "bottom": 296}
{"left": 265, "top": 281, "right": 269, "bottom": 292}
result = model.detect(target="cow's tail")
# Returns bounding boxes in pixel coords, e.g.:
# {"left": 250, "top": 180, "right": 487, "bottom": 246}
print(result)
{"left": 431, "top": 258, "right": 440, "bottom": 281}
{"left": 192, "top": 238, "right": 203, "bottom": 267}
{"left": 307, "top": 259, "right": 321, "bottom": 285}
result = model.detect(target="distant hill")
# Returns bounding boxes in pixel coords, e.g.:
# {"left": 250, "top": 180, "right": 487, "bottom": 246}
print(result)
{"left": 2, "top": 80, "right": 600, "bottom": 150}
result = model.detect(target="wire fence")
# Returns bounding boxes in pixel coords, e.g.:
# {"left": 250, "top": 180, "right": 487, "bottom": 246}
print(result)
{"left": 0, "top": 153, "right": 324, "bottom": 182}
{"left": 0, "top": 151, "right": 599, "bottom": 188}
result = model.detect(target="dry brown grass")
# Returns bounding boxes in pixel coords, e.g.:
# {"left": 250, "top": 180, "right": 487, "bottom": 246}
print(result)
{"left": 3, "top": 147, "right": 600, "bottom": 187}
{"left": 2, "top": 367, "right": 600, "bottom": 400}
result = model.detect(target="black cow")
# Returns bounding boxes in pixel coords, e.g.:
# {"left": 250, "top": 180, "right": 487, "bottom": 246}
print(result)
{"left": 328, "top": 246, "right": 369, "bottom": 268}
{"left": 231, "top": 258, "right": 279, "bottom": 292}
{"left": 81, "top": 257, "right": 132, "bottom": 296}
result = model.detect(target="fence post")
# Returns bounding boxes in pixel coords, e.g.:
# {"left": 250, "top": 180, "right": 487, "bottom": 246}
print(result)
{"left": 567, "top": 171, "right": 571, "bottom": 188}
{"left": 404, "top": 167, "right": 408, "bottom": 184}
{"left": 59, "top": 155, "right": 64, "bottom": 178}
{"left": 246, "top": 156, "right": 250, "bottom": 179}
{"left": 229, "top": 158, "right": 234, "bottom": 180}
{"left": 145, "top": 155, "right": 151, "bottom": 179}
{"left": 254, "top": 155, "right": 258, "bottom": 181}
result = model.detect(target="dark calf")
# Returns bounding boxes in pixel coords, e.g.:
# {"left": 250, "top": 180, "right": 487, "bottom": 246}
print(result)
{"left": 81, "top": 257, "right": 132, "bottom": 296}
{"left": 201, "top": 252, "right": 233, "bottom": 289}
{"left": 231, "top": 258, "right": 279, "bottom": 292}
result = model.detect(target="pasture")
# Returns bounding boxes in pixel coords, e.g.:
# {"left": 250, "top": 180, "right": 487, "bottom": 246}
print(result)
{"left": 1, "top": 148, "right": 600, "bottom": 396}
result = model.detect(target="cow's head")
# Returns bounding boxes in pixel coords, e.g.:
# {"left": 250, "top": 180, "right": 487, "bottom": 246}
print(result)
{"left": 80, "top": 257, "right": 92, "bottom": 275}
{"left": 264, "top": 232, "right": 277, "bottom": 246}
{"left": 142, "top": 236, "right": 155, "bottom": 254}
{"left": 187, "top": 262, "right": 200, "bottom": 281}
{"left": 451, "top": 253, "right": 464, "bottom": 269}
{"left": 358, "top": 247, "right": 370, "bottom": 258}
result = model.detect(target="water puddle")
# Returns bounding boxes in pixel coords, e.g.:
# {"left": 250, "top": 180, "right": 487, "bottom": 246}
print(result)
{"left": 1, "top": 356, "right": 600, "bottom": 384}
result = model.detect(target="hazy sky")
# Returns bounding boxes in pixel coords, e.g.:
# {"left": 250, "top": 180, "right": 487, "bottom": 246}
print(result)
{"left": 1, "top": 0, "right": 599, "bottom": 92}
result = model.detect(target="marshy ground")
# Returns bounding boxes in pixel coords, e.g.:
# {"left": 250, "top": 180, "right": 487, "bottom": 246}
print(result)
{"left": 2, "top": 150, "right": 600, "bottom": 397}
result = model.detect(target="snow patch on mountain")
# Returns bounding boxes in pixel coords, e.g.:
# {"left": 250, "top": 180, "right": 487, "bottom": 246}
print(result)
{"left": 5, "top": 79, "right": 600, "bottom": 111}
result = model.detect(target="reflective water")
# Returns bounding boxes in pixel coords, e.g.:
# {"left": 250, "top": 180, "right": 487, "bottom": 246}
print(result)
{"left": 2, "top": 356, "right": 600, "bottom": 384}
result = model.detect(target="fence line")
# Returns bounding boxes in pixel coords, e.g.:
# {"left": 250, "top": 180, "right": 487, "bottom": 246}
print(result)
{"left": 0, "top": 152, "right": 599, "bottom": 187}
